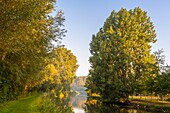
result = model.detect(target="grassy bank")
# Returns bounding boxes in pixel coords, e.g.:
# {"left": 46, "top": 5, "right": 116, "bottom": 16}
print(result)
{"left": 0, "top": 92, "right": 42, "bottom": 113}
{"left": 0, "top": 92, "right": 74, "bottom": 113}
{"left": 130, "top": 96, "right": 170, "bottom": 107}
{"left": 129, "top": 96, "right": 170, "bottom": 112}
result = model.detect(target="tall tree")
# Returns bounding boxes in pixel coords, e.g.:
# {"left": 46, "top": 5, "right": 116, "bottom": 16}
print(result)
{"left": 0, "top": 0, "right": 66, "bottom": 102}
{"left": 87, "top": 7, "right": 157, "bottom": 103}
{"left": 40, "top": 47, "right": 78, "bottom": 97}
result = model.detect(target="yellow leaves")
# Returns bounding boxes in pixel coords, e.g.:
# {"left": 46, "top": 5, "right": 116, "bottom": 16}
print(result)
{"left": 51, "top": 89, "right": 57, "bottom": 98}
{"left": 32, "top": 28, "right": 36, "bottom": 34}
{"left": 59, "top": 92, "right": 64, "bottom": 100}
{"left": 44, "top": 75, "right": 49, "bottom": 81}
{"left": 38, "top": 47, "right": 78, "bottom": 101}
{"left": 65, "top": 91, "right": 68, "bottom": 98}
{"left": 86, "top": 99, "right": 97, "bottom": 105}
{"left": 56, "top": 78, "right": 61, "bottom": 84}
{"left": 51, "top": 47, "right": 78, "bottom": 84}
{"left": 87, "top": 90, "right": 100, "bottom": 98}
{"left": 42, "top": 64, "right": 60, "bottom": 84}
{"left": 91, "top": 93, "right": 100, "bottom": 97}
{"left": 106, "top": 26, "right": 114, "bottom": 34}
{"left": 49, "top": 64, "right": 57, "bottom": 76}
{"left": 86, "top": 89, "right": 91, "bottom": 94}
{"left": 49, "top": 77, "right": 54, "bottom": 82}
{"left": 51, "top": 89, "right": 55, "bottom": 93}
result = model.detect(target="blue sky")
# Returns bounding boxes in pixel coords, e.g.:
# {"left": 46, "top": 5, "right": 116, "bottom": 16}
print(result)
{"left": 57, "top": 0, "right": 170, "bottom": 76}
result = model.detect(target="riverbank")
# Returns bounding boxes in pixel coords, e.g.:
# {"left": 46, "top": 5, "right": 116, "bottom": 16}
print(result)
{"left": 0, "top": 92, "right": 42, "bottom": 113}
{"left": 0, "top": 92, "right": 74, "bottom": 113}
{"left": 88, "top": 96, "right": 170, "bottom": 112}
{"left": 129, "top": 98, "right": 170, "bottom": 112}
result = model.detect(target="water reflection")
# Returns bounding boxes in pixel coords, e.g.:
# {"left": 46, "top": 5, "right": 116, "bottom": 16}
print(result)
{"left": 46, "top": 92, "right": 151, "bottom": 113}
{"left": 51, "top": 94, "right": 74, "bottom": 113}
{"left": 72, "top": 95, "right": 87, "bottom": 108}
{"left": 71, "top": 93, "right": 87, "bottom": 113}
{"left": 37, "top": 92, "right": 74, "bottom": 113}
{"left": 85, "top": 102, "right": 151, "bottom": 113}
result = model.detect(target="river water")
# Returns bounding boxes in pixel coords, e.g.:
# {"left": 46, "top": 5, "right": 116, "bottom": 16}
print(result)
{"left": 70, "top": 91, "right": 151, "bottom": 113}
{"left": 71, "top": 92, "right": 86, "bottom": 113}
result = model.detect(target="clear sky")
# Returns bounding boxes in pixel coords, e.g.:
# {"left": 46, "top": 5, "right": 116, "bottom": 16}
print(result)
{"left": 57, "top": 0, "right": 170, "bottom": 76}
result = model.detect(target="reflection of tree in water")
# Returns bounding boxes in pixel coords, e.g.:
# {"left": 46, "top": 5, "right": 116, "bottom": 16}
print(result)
{"left": 86, "top": 103, "right": 116, "bottom": 113}
{"left": 55, "top": 96, "right": 74, "bottom": 113}
{"left": 71, "top": 95, "right": 87, "bottom": 109}
{"left": 38, "top": 92, "right": 74, "bottom": 113}
{"left": 85, "top": 98, "right": 150, "bottom": 113}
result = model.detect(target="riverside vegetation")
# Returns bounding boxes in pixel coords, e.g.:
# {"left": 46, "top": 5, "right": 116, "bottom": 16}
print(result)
{"left": 0, "top": 1, "right": 170, "bottom": 112}
{"left": 0, "top": 0, "right": 78, "bottom": 113}
{"left": 85, "top": 7, "right": 170, "bottom": 112}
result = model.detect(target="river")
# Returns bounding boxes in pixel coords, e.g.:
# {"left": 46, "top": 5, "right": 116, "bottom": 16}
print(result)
{"left": 71, "top": 91, "right": 87, "bottom": 113}
{"left": 70, "top": 91, "right": 151, "bottom": 113}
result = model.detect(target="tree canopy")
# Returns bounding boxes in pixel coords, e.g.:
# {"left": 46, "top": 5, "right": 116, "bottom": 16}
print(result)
{"left": 0, "top": 0, "right": 74, "bottom": 103}
{"left": 86, "top": 7, "right": 158, "bottom": 103}
{"left": 40, "top": 47, "right": 78, "bottom": 95}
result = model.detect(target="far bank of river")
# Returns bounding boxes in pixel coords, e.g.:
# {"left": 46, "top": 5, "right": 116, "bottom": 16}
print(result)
{"left": 70, "top": 89, "right": 170, "bottom": 113}
{"left": 71, "top": 93, "right": 152, "bottom": 113}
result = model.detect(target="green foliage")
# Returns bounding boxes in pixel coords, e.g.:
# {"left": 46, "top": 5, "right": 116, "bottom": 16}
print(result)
{"left": 39, "top": 47, "right": 78, "bottom": 98}
{"left": 0, "top": 0, "right": 67, "bottom": 102}
{"left": 154, "top": 49, "right": 166, "bottom": 73}
{"left": 87, "top": 7, "right": 157, "bottom": 103}
{"left": 154, "top": 73, "right": 170, "bottom": 96}
{"left": 145, "top": 49, "right": 170, "bottom": 97}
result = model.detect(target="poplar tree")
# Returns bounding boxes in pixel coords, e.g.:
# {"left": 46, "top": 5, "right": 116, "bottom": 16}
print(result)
{"left": 87, "top": 7, "right": 157, "bottom": 103}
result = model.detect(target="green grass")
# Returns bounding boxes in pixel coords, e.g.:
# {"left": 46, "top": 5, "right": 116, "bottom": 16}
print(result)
{"left": 0, "top": 92, "right": 42, "bottom": 113}
{"left": 130, "top": 95, "right": 170, "bottom": 101}
{"left": 128, "top": 96, "right": 170, "bottom": 112}
{"left": 129, "top": 96, "right": 170, "bottom": 107}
